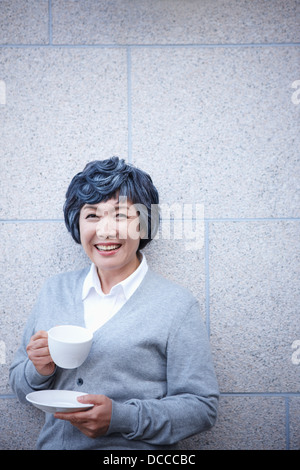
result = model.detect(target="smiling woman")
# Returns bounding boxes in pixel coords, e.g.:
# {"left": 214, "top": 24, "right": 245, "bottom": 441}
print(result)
{"left": 9, "top": 157, "right": 219, "bottom": 450}
{"left": 64, "top": 158, "right": 159, "bottom": 293}
{"left": 63, "top": 157, "right": 159, "bottom": 250}
{"left": 79, "top": 196, "right": 142, "bottom": 294}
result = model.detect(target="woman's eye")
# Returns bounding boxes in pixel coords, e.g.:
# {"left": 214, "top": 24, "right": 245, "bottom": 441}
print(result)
{"left": 116, "top": 213, "right": 128, "bottom": 219}
{"left": 86, "top": 213, "right": 98, "bottom": 219}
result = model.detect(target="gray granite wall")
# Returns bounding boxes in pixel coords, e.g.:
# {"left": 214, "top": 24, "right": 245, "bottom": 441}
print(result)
{"left": 0, "top": 0, "right": 299, "bottom": 450}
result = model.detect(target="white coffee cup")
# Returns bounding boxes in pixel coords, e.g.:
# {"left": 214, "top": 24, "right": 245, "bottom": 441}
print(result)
{"left": 48, "top": 325, "right": 93, "bottom": 369}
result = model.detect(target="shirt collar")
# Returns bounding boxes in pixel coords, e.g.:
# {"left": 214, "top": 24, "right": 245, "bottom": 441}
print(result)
{"left": 82, "top": 253, "right": 148, "bottom": 301}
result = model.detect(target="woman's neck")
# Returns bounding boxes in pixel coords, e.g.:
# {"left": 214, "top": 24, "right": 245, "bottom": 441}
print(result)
{"left": 97, "top": 254, "right": 141, "bottom": 294}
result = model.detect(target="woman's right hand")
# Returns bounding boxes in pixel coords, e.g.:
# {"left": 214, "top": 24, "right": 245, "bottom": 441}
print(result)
{"left": 26, "top": 330, "right": 55, "bottom": 376}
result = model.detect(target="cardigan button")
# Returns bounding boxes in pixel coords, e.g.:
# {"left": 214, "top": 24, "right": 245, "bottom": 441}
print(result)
{"left": 76, "top": 378, "right": 83, "bottom": 386}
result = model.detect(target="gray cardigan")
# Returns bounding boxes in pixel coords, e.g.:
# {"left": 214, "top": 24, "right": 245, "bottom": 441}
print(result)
{"left": 9, "top": 267, "right": 219, "bottom": 450}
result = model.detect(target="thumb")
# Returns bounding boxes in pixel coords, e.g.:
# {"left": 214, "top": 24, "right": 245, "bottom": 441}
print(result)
{"left": 77, "top": 394, "right": 104, "bottom": 405}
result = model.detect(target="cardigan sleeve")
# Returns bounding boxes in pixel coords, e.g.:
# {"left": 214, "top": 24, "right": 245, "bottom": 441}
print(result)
{"left": 9, "top": 285, "right": 57, "bottom": 404}
{"left": 107, "top": 301, "right": 219, "bottom": 445}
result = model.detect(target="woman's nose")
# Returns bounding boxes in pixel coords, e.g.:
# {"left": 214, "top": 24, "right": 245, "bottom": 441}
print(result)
{"left": 96, "top": 216, "right": 117, "bottom": 239}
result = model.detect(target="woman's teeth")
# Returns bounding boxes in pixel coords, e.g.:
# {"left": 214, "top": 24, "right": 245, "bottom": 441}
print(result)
{"left": 96, "top": 244, "right": 121, "bottom": 251}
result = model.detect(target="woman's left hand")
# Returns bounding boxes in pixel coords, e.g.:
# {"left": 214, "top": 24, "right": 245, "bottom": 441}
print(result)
{"left": 54, "top": 394, "right": 112, "bottom": 438}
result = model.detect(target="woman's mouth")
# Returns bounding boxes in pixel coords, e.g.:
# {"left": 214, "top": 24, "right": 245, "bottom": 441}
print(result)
{"left": 95, "top": 244, "right": 121, "bottom": 254}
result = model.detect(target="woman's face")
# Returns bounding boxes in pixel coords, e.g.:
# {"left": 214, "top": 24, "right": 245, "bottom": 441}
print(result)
{"left": 79, "top": 196, "right": 141, "bottom": 281}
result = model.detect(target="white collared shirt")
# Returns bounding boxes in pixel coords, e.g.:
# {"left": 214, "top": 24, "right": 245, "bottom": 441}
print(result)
{"left": 82, "top": 254, "right": 148, "bottom": 333}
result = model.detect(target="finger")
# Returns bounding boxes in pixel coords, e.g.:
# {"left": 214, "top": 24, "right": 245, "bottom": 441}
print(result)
{"left": 27, "top": 339, "right": 50, "bottom": 356}
{"left": 54, "top": 411, "right": 73, "bottom": 421}
{"left": 54, "top": 409, "right": 91, "bottom": 421}
{"left": 31, "top": 330, "right": 48, "bottom": 341}
{"left": 28, "top": 339, "right": 48, "bottom": 351}
{"left": 76, "top": 394, "right": 104, "bottom": 405}
{"left": 31, "top": 347, "right": 51, "bottom": 359}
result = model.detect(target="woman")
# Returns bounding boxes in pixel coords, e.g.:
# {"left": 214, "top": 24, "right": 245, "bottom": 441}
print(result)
{"left": 9, "top": 157, "right": 219, "bottom": 450}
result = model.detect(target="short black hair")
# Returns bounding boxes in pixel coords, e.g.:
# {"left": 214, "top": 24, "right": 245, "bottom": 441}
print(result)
{"left": 63, "top": 157, "right": 160, "bottom": 250}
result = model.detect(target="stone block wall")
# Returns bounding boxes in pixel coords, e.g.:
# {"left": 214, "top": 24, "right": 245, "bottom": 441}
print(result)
{"left": 0, "top": 0, "right": 299, "bottom": 450}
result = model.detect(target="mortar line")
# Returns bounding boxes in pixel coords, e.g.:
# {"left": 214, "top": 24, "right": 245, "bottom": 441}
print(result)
{"left": 48, "top": 0, "right": 53, "bottom": 45}
{"left": 285, "top": 397, "right": 290, "bottom": 450}
{"left": 1, "top": 392, "right": 299, "bottom": 399}
{"left": 220, "top": 392, "right": 300, "bottom": 397}
{"left": 1, "top": 217, "right": 300, "bottom": 224}
{"left": 126, "top": 47, "right": 132, "bottom": 164}
{"left": 0, "top": 42, "right": 299, "bottom": 49}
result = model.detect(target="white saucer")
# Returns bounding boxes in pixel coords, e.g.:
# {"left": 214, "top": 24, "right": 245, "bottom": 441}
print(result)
{"left": 26, "top": 390, "right": 94, "bottom": 413}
